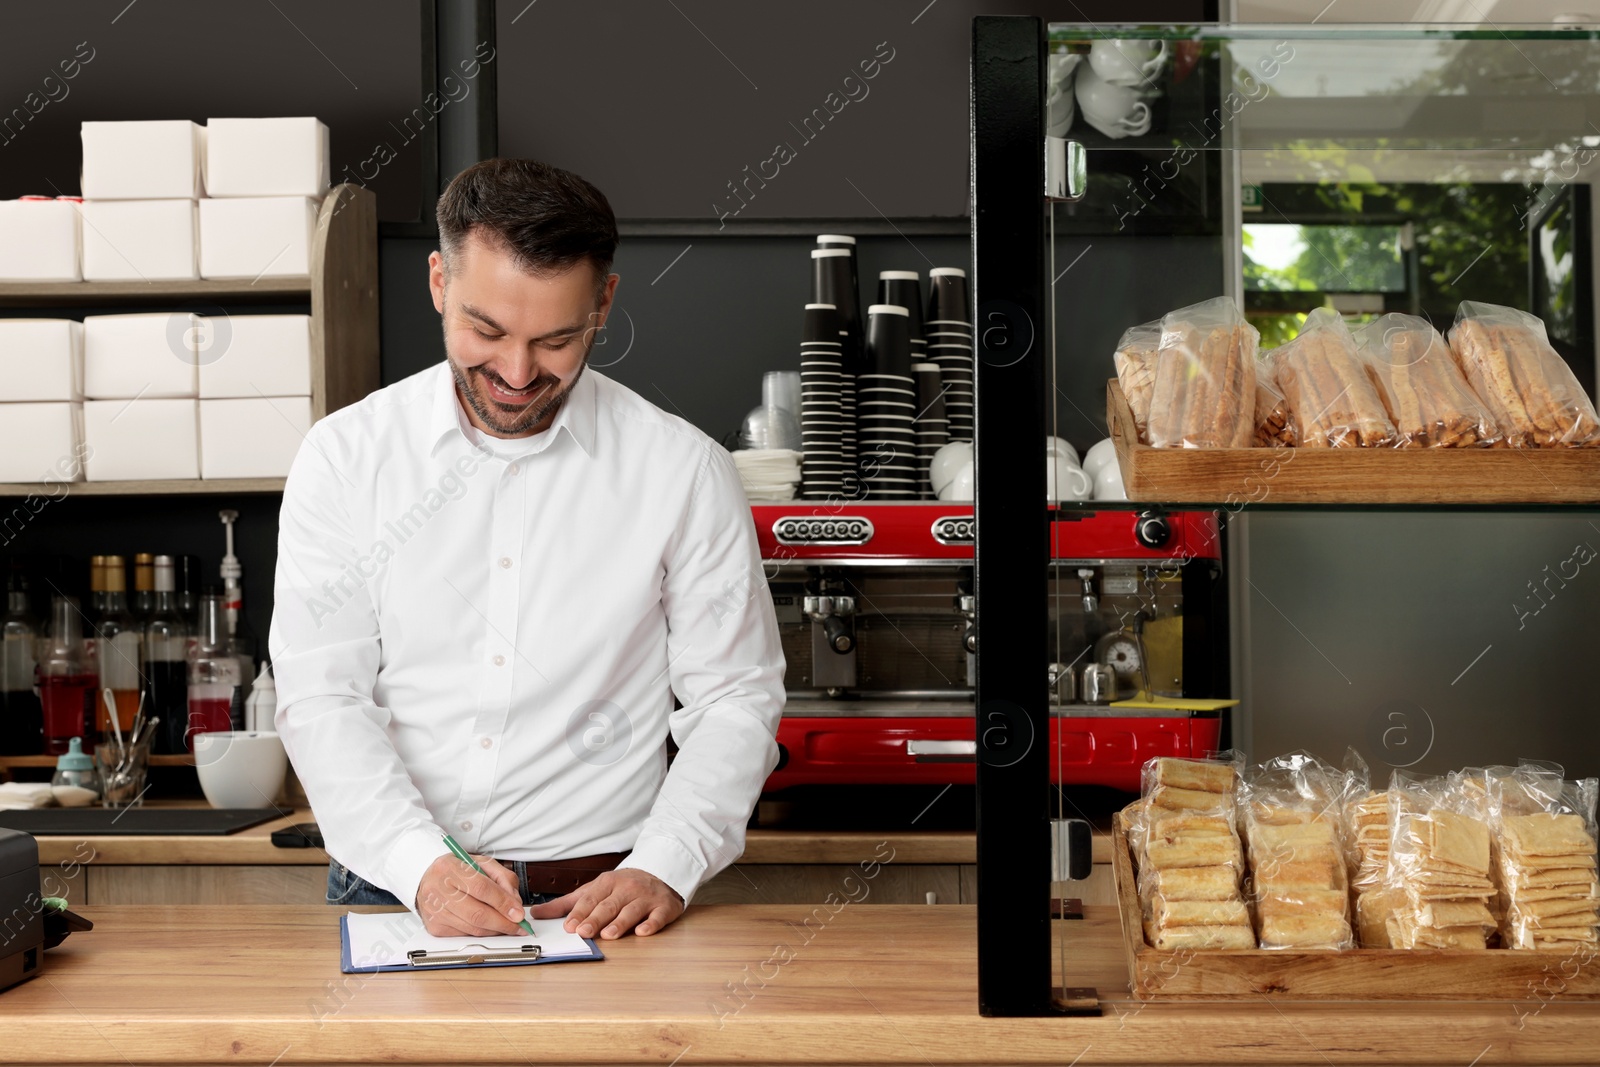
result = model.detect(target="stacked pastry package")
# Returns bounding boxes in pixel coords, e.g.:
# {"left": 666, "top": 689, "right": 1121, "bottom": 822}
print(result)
{"left": 1145, "top": 298, "right": 1259, "bottom": 449}
{"left": 1349, "top": 787, "right": 1403, "bottom": 947}
{"left": 1239, "top": 752, "right": 1359, "bottom": 950}
{"left": 1484, "top": 764, "right": 1599, "bottom": 952}
{"left": 1354, "top": 313, "right": 1501, "bottom": 448}
{"left": 1385, "top": 772, "right": 1500, "bottom": 949}
{"left": 1124, "top": 755, "right": 1254, "bottom": 949}
{"left": 1269, "top": 308, "right": 1397, "bottom": 448}
{"left": 1112, "top": 319, "right": 1160, "bottom": 443}
{"left": 1252, "top": 358, "right": 1294, "bottom": 447}
{"left": 1447, "top": 301, "right": 1600, "bottom": 447}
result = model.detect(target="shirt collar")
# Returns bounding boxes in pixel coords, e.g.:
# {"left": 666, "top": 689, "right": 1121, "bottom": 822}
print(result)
{"left": 427, "top": 360, "right": 596, "bottom": 460}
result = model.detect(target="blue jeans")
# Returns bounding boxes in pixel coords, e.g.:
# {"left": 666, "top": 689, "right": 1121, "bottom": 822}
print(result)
{"left": 326, "top": 860, "right": 558, "bottom": 908}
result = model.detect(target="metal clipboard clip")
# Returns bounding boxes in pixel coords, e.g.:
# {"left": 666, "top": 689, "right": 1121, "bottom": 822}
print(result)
{"left": 406, "top": 943, "right": 542, "bottom": 967}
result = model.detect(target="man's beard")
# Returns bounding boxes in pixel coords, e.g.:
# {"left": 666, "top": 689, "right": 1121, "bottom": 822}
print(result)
{"left": 448, "top": 349, "right": 588, "bottom": 437}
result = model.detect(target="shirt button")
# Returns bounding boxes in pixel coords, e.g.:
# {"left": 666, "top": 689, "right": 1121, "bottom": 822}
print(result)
{"left": 480, "top": 737, "right": 493, "bottom": 749}
{"left": 507, "top": 463, "right": 519, "bottom": 476}
{"left": 493, "top": 654, "right": 506, "bottom": 667}
{"left": 460, "top": 821, "right": 472, "bottom": 831}
{"left": 499, "top": 556, "right": 512, "bottom": 569}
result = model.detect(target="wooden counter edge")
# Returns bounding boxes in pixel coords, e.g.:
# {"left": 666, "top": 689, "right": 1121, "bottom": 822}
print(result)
{"left": 6, "top": 905, "right": 1598, "bottom": 1067}
{"left": 33, "top": 820, "right": 1112, "bottom": 867}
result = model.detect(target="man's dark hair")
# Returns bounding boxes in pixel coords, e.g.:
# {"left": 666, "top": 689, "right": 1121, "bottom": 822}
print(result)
{"left": 436, "top": 159, "right": 618, "bottom": 295}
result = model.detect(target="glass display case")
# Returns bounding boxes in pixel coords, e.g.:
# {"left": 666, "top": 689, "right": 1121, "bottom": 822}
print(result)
{"left": 969, "top": 17, "right": 1600, "bottom": 1017}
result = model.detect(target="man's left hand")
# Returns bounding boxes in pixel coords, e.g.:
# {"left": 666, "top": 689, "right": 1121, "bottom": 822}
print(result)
{"left": 529, "top": 868, "right": 684, "bottom": 939}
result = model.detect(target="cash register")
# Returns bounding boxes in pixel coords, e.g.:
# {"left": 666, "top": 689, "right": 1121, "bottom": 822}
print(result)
{"left": 0, "top": 828, "right": 44, "bottom": 992}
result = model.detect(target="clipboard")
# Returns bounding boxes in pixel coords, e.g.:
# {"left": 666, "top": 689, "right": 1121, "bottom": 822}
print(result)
{"left": 339, "top": 910, "right": 604, "bottom": 973}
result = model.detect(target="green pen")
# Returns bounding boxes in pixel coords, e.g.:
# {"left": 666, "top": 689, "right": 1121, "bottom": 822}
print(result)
{"left": 442, "top": 833, "right": 537, "bottom": 936}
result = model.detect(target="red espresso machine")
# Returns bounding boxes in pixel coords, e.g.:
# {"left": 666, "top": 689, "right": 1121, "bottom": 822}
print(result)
{"left": 752, "top": 502, "right": 1229, "bottom": 794}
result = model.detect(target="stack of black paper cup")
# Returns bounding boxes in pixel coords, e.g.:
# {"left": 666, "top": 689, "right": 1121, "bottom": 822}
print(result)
{"left": 925, "top": 267, "right": 973, "bottom": 441}
{"left": 878, "top": 271, "right": 926, "bottom": 364}
{"left": 813, "top": 242, "right": 864, "bottom": 497}
{"left": 813, "top": 237, "right": 862, "bottom": 365}
{"left": 913, "top": 362, "right": 949, "bottom": 499}
{"left": 857, "top": 304, "right": 919, "bottom": 500}
{"left": 799, "top": 303, "right": 847, "bottom": 500}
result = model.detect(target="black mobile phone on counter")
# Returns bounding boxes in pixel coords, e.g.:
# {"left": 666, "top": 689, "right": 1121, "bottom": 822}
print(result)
{"left": 270, "top": 822, "right": 323, "bottom": 849}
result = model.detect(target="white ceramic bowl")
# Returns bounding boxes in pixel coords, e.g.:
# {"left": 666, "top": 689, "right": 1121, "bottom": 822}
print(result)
{"left": 1082, "top": 437, "right": 1118, "bottom": 481}
{"left": 193, "top": 731, "right": 288, "bottom": 809}
{"left": 930, "top": 441, "right": 974, "bottom": 495}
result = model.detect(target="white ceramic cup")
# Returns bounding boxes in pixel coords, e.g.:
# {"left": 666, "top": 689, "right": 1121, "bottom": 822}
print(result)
{"left": 1088, "top": 38, "right": 1169, "bottom": 89}
{"left": 930, "top": 441, "right": 974, "bottom": 496}
{"left": 193, "top": 731, "right": 288, "bottom": 809}
{"left": 1082, "top": 437, "right": 1118, "bottom": 481}
{"left": 1074, "top": 65, "right": 1152, "bottom": 140}
{"left": 938, "top": 462, "right": 975, "bottom": 502}
{"left": 1093, "top": 458, "right": 1128, "bottom": 501}
{"left": 1045, "top": 435, "right": 1080, "bottom": 467}
{"left": 1047, "top": 455, "right": 1093, "bottom": 501}
{"left": 1046, "top": 53, "right": 1082, "bottom": 137}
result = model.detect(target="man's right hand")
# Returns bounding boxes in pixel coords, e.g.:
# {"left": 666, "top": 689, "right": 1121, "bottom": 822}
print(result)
{"left": 414, "top": 852, "right": 526, "bottom": 937}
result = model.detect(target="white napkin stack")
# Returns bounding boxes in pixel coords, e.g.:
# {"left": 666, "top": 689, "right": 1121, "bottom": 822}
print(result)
{"left": 0, "top": 782, "right": 57, "bottom": 810}
{"left": 732, "top": 449, "right": 802, "bottom": 502}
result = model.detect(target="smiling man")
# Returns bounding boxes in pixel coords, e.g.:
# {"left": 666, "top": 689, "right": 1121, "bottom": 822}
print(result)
{"left": 270, "top": 159, "right": 785, "bottom": 941}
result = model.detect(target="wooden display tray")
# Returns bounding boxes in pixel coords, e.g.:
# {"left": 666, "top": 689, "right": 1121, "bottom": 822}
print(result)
{"left": 1107, "top": 380, "right": 1600, "bottom": 505}
{"left": 1111, "top": 812, "right": 1600, "bottom": 1000}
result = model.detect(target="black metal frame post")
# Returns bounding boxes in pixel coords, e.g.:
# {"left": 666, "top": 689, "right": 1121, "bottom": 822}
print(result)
{"left": 435, "top": 0, "right": 498, "bottom": 193}
{"left": 972, "top": 15, "right": 1052, "bottom": 1017}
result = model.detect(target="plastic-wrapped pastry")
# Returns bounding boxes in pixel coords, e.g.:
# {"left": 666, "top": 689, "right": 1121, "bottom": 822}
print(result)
{"left": 1355, "top": 313, "right": 1501, "bottom": 448}
{"left": 1269, "top": 308, "right": 1396, "bottom": 448}
{"left": 1146, "top": 297, "right": 1259, "bottom": 449}
{"left": 1447, "top": 301, "right": 1600, "bottom": 447}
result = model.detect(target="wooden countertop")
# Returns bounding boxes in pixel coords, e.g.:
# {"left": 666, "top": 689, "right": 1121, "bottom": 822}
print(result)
{"left": 35, "top": 804, "right": 1045, "bottom": 866}
{"left": 6, "top": 904, "right": 1593, "bottom": 1066}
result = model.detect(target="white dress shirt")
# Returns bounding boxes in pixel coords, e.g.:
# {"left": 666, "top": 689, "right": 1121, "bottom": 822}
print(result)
{"left": 269, "top": 361, "right": 785, "bottom": 912}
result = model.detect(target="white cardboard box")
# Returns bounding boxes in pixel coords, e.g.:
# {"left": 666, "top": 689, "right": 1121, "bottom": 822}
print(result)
{"left": 199, "top": 396, "right": 310, "bottom": 478}
{"left": 80, "top": 120, "right": 205, "bottom": 199}
{"left": 197, "top": 314, "right": 312, "bottom": 398}
{"left": 83, "top": 313, "right": 198, "bottom": 399}
{"left": 198, "top": 196, "right": 317, "bottom": 280}
{"left": 205, "top": 117, "right": 330, "bottom": 198}
{"left": 80, "top": 199, "right": 198, "bottom": 281}
{"left": 0, "top": 319, "right": 83, "bottom": 401}
{"left": 0, "top": 403, "right": 84, "bottom": 483}
{"left": 0, "top": 199, "right": 80, "bottom": 281}
{"left": 84, "top": 398, "right": 199, "bottom": 481}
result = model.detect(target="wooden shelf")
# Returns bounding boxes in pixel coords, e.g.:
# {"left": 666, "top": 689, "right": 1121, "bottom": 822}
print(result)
{"left": 1108, "top": 380, "right": 1600, "bottom": 506}
{"left": 0, "top": 184, "right": 378, "bottom": 496}
{"left": 0, "top": 277, "right": 311, "bottom": 307}
{"left": 0, "top": 753, "right": 193, "bottom": 767}
{"left": 0, "top": 477, "right": 285, "bottom": 498}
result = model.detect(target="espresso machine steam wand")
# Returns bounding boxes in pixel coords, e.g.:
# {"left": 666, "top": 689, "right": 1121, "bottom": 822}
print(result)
{"left": 803, "top": 577, "right": 857, "bottom": 697}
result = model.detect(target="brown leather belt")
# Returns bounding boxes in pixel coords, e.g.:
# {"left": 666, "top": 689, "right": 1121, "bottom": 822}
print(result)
{"left": 518, "top": 852, "right": 626, "bottom": 897}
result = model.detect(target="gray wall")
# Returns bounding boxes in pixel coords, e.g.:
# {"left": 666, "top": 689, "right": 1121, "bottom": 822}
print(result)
{"left": 0, "top": 0, "right": 427, "bottom": 222}
{"left": 494, "top": 0, "right": 1204, "bottom": 221}
{"left": 1245, "top": 512, "right": 1600, "bottom": 781}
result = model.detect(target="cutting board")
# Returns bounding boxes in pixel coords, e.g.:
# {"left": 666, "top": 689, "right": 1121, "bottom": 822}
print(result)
{"left": 0, "top": 808, "right": 287, "bottom": 836}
